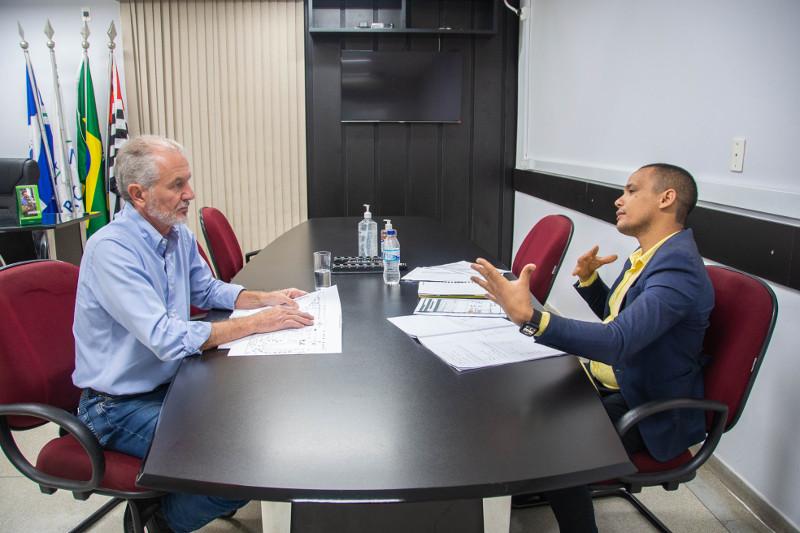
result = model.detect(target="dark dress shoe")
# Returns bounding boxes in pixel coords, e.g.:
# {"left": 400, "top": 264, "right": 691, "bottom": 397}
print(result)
{"left": 145, "top": 508, "right": 175, "bottom": 533}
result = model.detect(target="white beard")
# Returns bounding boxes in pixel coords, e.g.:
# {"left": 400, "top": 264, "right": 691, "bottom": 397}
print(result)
{"left": 146, "top": 196, "right": 190, "bottom": 228}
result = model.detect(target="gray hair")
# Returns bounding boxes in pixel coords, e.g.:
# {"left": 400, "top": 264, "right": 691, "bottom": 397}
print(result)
{"left": 115, "top": 135, "right": 186, "bottom": 203}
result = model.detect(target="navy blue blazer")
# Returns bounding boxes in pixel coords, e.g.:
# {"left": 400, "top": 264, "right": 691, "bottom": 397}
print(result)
{"left": 539, "top": 229, "right": 714, "bottom": 462}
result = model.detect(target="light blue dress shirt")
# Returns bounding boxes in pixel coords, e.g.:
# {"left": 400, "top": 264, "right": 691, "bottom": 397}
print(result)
{"left": 72, "top": 206, "right": 244, "bottom": 395}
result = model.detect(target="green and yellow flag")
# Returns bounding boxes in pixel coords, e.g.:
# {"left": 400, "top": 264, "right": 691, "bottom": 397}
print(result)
{"left": 77, "top": 53, "right": 108, "bottom": 237}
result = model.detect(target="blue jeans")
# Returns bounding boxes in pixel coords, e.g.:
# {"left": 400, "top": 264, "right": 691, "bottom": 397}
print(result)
{"left": 77, "top": 386, "right": 248, "bottom": 533}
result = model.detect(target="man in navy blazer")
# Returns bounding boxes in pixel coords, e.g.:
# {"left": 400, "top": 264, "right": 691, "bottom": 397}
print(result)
{"left": 473, "top": 163, "right": 714, "bottom": 532}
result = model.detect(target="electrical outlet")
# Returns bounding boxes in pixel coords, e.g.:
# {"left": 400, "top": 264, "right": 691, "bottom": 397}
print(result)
{"left": 730, "top": 137, "right": 745, "bottom": 172}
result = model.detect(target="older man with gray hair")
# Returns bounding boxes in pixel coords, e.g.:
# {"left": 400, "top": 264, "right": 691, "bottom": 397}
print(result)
{"left": 73, "top": 135, "right": 313, "bottom": 532}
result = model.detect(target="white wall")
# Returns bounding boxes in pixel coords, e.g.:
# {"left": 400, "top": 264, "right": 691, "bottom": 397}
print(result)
{"left": 516, "top": 1, "right": 800, "bottom": 527}
{"left": 0, "top": 0, "right": 123, "bottom": 159}
{"left": 515, "top": 193, "right": 800, "bottom": 530}
{"left": 517, "top": 0, "right": 800, "bottom": 221}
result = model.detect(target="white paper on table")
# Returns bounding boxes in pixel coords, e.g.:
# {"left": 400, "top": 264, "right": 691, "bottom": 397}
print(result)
{"left": 413, "top": 297, "right": 506, "bottom": 317}
{"left": 401, "top": 267, "right": 473, "bottom": 282}
{"left": 220, "top": 286, "right": 342, "bottom": 356}
{"left": 388, "top": 313, "right": 564, "bottom": 371}
{"left": 417, "top": 327, "right": 565, "bottom": 371}
{"left": 429, "top": 260, "right": 480, "bottom": 276}
{"left": 402, "top": 260, "right": 509, "bottom": 282}
{"left": 417, "top": 281, "right": 488, "bottom": 298}
{"left": 388, "top": 314, "right": 513, "bottom": 338}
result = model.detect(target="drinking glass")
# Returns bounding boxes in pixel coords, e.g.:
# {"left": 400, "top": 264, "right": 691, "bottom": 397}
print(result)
{"left": 313, "top": 251, "right": 332, "bottom": 289}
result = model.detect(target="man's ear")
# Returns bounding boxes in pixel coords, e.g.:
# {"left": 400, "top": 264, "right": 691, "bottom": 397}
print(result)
{"left": 659, "top": 188, "right": 677, "bottom": 210}
{"left": 128, "top": 183, "right": 147, "bottom": 208}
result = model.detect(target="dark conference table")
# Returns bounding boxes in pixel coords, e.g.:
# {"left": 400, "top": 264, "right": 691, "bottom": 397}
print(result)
{"left": 138, "top": 217, "right": 634, "bottom": 532}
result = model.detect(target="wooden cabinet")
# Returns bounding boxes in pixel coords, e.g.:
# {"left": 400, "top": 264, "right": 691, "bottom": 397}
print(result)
{"left": 308, "top": 0, "right": 497, "bottom": 35}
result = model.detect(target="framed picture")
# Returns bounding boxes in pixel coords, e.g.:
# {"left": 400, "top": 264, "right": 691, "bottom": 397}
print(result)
{"left": 16, "top": 185, "right": 42, "bottom": 224}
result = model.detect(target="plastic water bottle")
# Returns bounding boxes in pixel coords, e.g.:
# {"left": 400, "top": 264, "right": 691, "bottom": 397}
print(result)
{"left": 382, "top": 228, "right": 400, "bottom": 285}
{"left": 358, "top": 204, "right": 378, "bottom": 257}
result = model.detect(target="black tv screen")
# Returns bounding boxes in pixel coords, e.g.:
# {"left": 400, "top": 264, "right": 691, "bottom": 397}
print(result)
{"left": 341, "top": 51, "right": 462, "bottom": 123}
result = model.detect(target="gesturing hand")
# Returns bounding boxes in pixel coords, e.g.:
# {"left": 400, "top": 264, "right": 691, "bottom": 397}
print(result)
{"left": 470, "top": 258, "right": 534, "bottom": 326}
{"left": 571, "top": 246, "right": 618, "bottom": 284}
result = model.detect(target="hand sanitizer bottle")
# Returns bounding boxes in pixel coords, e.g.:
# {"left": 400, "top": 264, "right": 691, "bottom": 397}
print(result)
{"left": 381, "top": 219, "right": 392, "bottom": 255}
{"left": 358, "top": 204, "right": 378, "bottom": 257}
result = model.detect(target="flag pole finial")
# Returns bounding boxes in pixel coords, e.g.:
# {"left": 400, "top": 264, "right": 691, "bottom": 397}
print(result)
{"left": 45, "top": 19, "right": 55, "bottom": 49}
{"left": 107, "top": 21, "right": 117, "bottom": 50}
{"left": 81, "top": 21, "right": 90, "bottom": 50}
{"left": 18, "top": 21, "right": 28, "bottom": 50}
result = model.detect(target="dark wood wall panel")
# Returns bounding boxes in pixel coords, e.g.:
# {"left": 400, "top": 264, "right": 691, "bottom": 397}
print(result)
{"left": 307, "top": 36, "right": 345, "bottom": 218}
{"left": 436, "top": 36, "right": 474, "bottom": 238}
{"left": 376, "top": 124, "right": 407, "bottom": 217}
{"left": 470, "top": 21, "right": 506, "bottom": 257}
{"left": 515, "top": 169, "right": 800, "bottom": 291}
{"left": 344, "top": 124, "right": 376, "bottom": 213}
{"left": 791, "top": 230, "right": 800, "bottom": 289}
{"left": 441, "top": 103, "right": 472, "bottom": 237}
{"left": 305, "top": 1, "right": 518, "bottom": 264}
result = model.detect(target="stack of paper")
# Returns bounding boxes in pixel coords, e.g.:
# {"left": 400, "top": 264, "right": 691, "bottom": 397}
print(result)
{"left": 402, "top": 260, "right": 482, "bottom": 282}
{"left": 390, "top": 260, "right": 563, "bottom": 371}
{"left": 417, "top": 281, "right": 487, "bottom": 298}
{"left": 388, "top": 314, "right": 564, "bottom": 371}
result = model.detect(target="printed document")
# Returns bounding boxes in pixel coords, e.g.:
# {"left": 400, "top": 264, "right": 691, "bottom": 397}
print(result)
{"left": 389, "top": 314, "right": 564, "bottom": 371}
{"left": 220, "top": 286, "right": 342, "bottom": 356}
{"left": 414, "top": 297, "right": 505, "bottom": 317}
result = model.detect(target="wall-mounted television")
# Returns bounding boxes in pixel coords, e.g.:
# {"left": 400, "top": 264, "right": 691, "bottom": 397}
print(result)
{"left": 341, "top": 50, "right": 463, "bottom": 123}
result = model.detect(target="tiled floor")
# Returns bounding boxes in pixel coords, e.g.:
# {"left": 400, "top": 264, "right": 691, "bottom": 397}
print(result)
{"left": 0, "top": 423, "right": 776, "bottom": 532}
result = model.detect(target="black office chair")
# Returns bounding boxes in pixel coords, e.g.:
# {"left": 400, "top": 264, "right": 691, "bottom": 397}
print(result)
{"left": 0, "top": 158, "right": 40, "bottom": 216}
{"left": 0, "top": 158, "right": 41, "bottom": 264}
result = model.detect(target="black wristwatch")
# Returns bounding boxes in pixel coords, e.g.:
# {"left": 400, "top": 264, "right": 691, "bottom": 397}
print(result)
{"left": 519, "top": 309, "right": 543, "bottom": 337}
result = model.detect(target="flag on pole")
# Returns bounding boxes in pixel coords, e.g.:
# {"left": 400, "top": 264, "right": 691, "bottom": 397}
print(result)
{"left": 45, "top": 19, "right": 83, "bottom": 219}
{"left": 25, "top": 57, "right": 60, "bottom": 216}
{"left": 106, "top": 54, "right": 128, "bottom": 217}
{"left": 77, "top": 51, "right": 108, "bottom": 237}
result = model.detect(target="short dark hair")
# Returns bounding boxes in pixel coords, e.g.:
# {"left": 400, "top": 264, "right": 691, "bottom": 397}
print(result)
{"left": 639, "top": 163, "right": 698, "bottom": 225}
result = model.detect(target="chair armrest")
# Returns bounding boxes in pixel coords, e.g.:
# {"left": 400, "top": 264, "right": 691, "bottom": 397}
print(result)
{"left": 245, "top": 250, "right": 259, "bottom": 263}
{"left": 0, "top": 403, "right": 105, "bottom": 493}
{"left": 616, "top": 398, "right": 729, "bottom": 486}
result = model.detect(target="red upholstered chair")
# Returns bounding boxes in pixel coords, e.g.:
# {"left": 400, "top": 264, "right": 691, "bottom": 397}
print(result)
{"left": 513, "top": 265, "right": 778, "bottom": 530}
{"left": 585, "top": 265, "right": 778, "bottom": 531}
{"left": 190, "top": 241, "right": 216, "bottom": 319}
{"left": 199, "top": 206, "right": 259, "bottom": 283}
{"left": 0, "top": 260, "right": 164, "bottom": 533}
{"left": 512, "top": 214, "right": 574, "bottom": 304}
